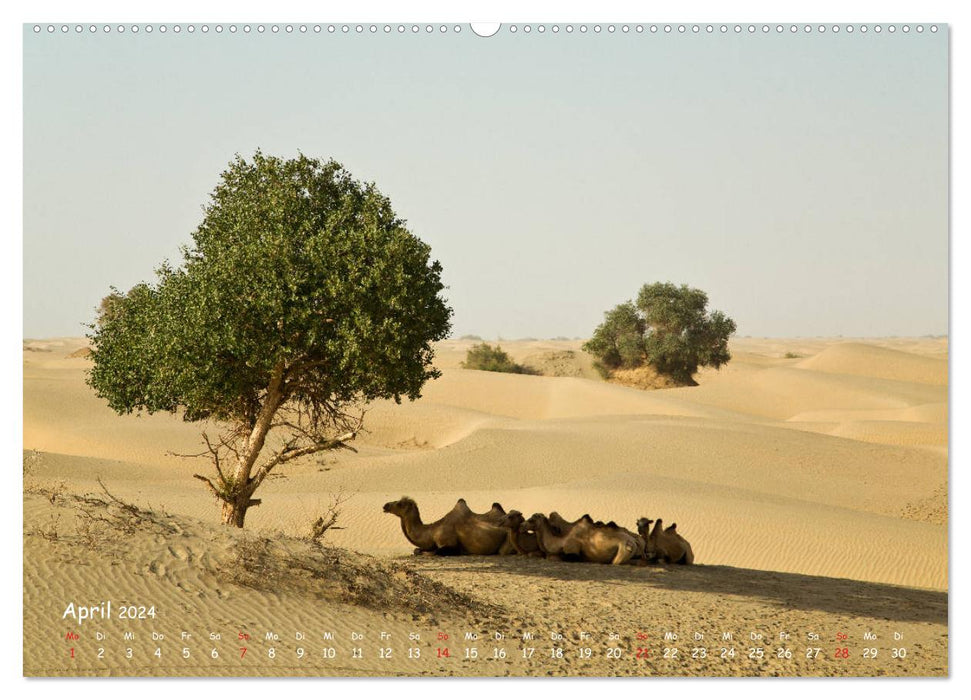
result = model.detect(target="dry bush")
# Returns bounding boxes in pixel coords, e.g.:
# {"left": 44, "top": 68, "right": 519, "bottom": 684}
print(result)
{"left": 73, "top": 478, "right": 179, "bottom": 539}
{"left": 308, "top": 490, "right": 351, "bottom": 545}
{"left": 23, "top": 450, "right": 66, "bottom": 504}
{"left": 25, "top": 476, "right": 180, "bottom": 548}
{"left": 224, "top": 532, "right": 499, "bottom": 620}
{"left": 32, "top": 513, "right": 62, "bottom": 542}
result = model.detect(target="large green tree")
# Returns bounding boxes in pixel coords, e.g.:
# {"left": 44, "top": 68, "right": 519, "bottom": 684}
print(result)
{"left": 584, "top": 282, "right": 735, "bottom": 385}
{"left": 87, "top": 152, "right": 452, "bottom": 527}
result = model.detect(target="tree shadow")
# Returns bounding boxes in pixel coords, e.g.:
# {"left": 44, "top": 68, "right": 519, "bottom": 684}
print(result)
{"left": 409, "top": 556, "right": 947, "bottom": 625}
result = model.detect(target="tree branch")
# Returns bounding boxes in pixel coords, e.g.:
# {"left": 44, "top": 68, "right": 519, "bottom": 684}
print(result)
{"left": 193, "top": 474, "right": 228, "bottom": 502}
{"left": 249, "top": 429, "right": 359, "bottom": 491}
{"left": 201, "top": 431, "right": 228, "bottom": 487}
{"left": 165, "top": 449, "right": 209, "bottom": 459}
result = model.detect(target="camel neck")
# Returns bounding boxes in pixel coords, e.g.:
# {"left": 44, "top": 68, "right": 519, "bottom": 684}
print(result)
{"left": 535, "top": 518, "right": 562, "bottom": 549}
{"left": 401, "top": 507, "right": 435, "bottom": 549}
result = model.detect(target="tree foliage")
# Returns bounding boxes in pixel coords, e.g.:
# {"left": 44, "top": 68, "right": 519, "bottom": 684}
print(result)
{"left": 87, "top": 151, "right": 452, "bottom": 526}
{"left": 580, "top": 302, "right": 646, "bottom": 375}
{"left": 461, "top": 342, "right": 530, "bottom": 374}
{"left": 583, "top": 282, "right": 735, "bottom": 385}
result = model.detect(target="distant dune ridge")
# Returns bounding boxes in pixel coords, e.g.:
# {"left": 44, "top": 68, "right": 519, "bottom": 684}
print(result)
{"left": 796, "top": 342, "right": 947, "bottom": 385}
{"left": 23, "top": 335, "right": 948, "bottom": 676}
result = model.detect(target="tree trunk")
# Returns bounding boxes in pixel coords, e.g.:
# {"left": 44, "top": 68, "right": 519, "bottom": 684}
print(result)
{"left": 221, "top": 497, "right": 250, "bottom": 528}
{"left": 215, "top": 361, "right": 286, "bottom": 529}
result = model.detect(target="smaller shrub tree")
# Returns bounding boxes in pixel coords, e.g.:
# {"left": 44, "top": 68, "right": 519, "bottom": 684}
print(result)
{"left": 461, "top": 343, "right": 529, "bottom": 374}
{"left": 584, "top": 282, "right": 736, "bottom": 385}
{"left": 581, "top": 302, "right": 646, "bottom": 376}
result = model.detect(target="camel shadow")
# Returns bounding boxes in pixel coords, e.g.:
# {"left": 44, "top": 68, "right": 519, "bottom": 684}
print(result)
{"left": 408, "top": 556, "right": 947, "bottom": 625}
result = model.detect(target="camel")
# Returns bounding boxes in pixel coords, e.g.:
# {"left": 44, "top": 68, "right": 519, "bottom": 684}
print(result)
{"left": 637, "top": 517, "right": 694, "bottom": 565}
{"left": 496, "top": 510, "right": 543, "bottom": 557}
{"left": 455, "top": 497, "right": 507, "bottom": 525}
{"left": 565, "top": 517, "right": 640, "bottom": 565}
{"left": 602, "top": 520, "right": 648, "bottom": 564}
{"left": 525, "top": 513, "right": 576, "bottom": 560}
{"left": 551, "top": 512, "right": 646, "bottom": 563}
{"left": 525, "top": 513, "right": 638, "bottom": 565}
{"left": 548, "top": 511, "right": 590, "bottom": 534}
{"left": 383, "top": 497, "right": 512, "bottom": 555}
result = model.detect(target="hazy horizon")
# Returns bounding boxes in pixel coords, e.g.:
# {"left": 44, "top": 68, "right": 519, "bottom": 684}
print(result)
{"left": 24, "top": 25, "right": 948, "bottom": 339}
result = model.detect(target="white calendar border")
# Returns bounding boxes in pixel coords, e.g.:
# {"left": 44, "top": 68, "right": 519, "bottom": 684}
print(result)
{"left": 2, "top": 0, "right": 964, "bottom": 697}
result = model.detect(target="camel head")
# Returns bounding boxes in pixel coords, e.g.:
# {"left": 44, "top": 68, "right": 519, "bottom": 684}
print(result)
{"left": 383, "top": 496, "right": 418, "bottom": 517}
{"left": 524, "top": 513, "right": 547, "bottom": 533}
{"left": 636, "top": 517, "right": 653, "bottom": 537}
{"left": 548, "top": 511, "right": 569, "bottom": 533}
{"left": 498, "top": 510, "right": 525, "bottom": 530}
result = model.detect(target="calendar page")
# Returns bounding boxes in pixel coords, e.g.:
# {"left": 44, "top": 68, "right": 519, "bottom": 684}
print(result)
{"left": 22, "top": 20, "right": 948, "bottom": 678}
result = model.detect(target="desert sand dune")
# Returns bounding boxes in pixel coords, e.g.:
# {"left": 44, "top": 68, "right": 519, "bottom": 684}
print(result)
{"left": 23, "top": 491, "right": 946, "bottom": 677}
{"left": 23, "top": 336, "right": 948, "bottom": 676}
{"left": 796, "top": 342, "right": 947, "bottom": 385}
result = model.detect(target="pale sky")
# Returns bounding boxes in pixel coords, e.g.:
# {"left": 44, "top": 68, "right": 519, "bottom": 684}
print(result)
{"left": 23, "top": 24, "right": 948, "bottom": 339}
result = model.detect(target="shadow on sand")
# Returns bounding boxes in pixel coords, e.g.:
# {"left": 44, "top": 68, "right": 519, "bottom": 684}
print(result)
{"left": 407, "top": 556, "right": 947, "bottom": 625}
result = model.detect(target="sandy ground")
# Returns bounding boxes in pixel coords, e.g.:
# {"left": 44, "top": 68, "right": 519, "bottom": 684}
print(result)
{"left": 23, "top": 336, "right": 948, "bottom": 677}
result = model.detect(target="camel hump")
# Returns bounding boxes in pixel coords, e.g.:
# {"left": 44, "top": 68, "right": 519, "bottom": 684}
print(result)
{"left": 492, "top": 502, "right": 505, "bottom": 512}
{"left": 666, "top": 523, "right": 678, "bottom": 532}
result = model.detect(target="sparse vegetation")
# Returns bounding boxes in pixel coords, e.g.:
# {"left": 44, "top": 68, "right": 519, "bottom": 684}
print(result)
{"left": 584, "top": 282, "right": 736, "bottom": 386}
{"left": 308, "top": 490, "right": 351, "bottom": 545}
{"left": 33, "top": 513, "right": 62, "bottom": 542}
{"left": 24, "top": 473, "right": 179, "bottom": 549}
{"left": 461, "top": 342, "right": 534, "bottom": 374}
{"left": 458, "top": 334, "right": 483, "bottom": 341}
{"left": 24, "top": 484, "right": 499, "bottom": 620}
{"left": 224, "top": 531, "right": 499, "bottom": 617}
{"left": 783, "top": 351, "right": 803, "bottom": 359}
{"left": 23, "top": 450, "right": 64, "bottom": 504}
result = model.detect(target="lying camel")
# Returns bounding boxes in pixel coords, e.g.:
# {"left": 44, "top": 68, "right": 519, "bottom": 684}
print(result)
{"left": 441, "top": 497, "right": 514, "bottom": 554}
{"left": 562, "top": 516, "right": 640, "bottom": 566}
{"left": 637, "top": 517, "right": 694, "bottom": 565}
{"left": 496, "top": 510, "right": 543, "bottom": 557}
{"left": 525, "top": 513, "right": 638, "bottom": 565}
{"left": 602, "top": 521, "right": 648, "bottom": 564}
{"left": 383, "top": 497, "right": 512, "bottom": 555}
{"left": 552, "top": 512, "right": 646, "bottom": 563}
{"left": 548, "top": 511, "right": 589, "bottom": 534}
{"left": 455, "top": 497, "right": 507, "bottom": 525}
